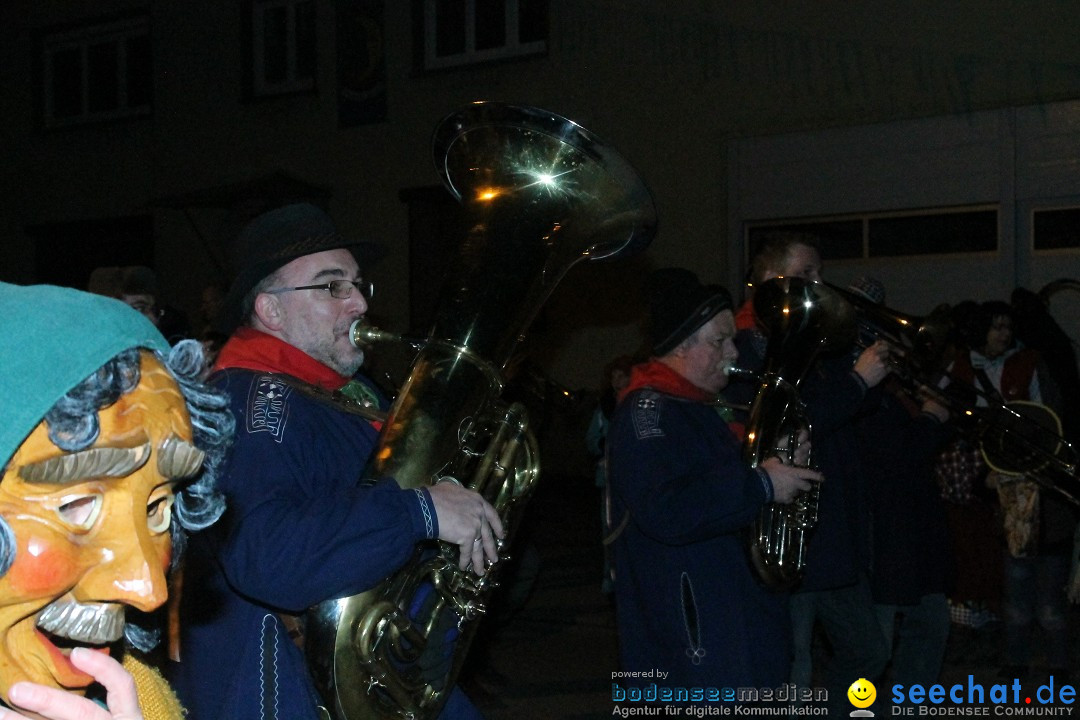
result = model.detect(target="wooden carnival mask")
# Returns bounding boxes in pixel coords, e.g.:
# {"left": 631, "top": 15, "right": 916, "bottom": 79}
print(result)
{"left": 0, "top": 351, "right": 203, "bottom": 702}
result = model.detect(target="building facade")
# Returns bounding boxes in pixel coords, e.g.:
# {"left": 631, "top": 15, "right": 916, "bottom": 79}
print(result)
{"left": 4, "top": 1, "right": 1080, "bottom": 387}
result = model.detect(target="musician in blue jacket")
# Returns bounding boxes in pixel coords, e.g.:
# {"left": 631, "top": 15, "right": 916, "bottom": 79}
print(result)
{"left": 607, "top": 268, "right": 820, "bottom": 695}
{"left": 168, "top": 204, "right": 502, "bottom": 720}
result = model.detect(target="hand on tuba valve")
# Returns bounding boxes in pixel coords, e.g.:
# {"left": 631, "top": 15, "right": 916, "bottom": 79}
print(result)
{"left": 787, "top": 427, "right": 813, "bottom": 468}
{"left": 760, "top": 441, "right": 823, "bottom": 505}
{"left": 428, "top": 477, "right": 505, "bottom": 574}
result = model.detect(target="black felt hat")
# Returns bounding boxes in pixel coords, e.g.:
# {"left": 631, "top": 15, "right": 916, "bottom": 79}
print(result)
{"left": 224, "top": 203, "right": 381, "bottom": 328}
{"left": 647, "top": 268, "right": 733, "bottom": 356}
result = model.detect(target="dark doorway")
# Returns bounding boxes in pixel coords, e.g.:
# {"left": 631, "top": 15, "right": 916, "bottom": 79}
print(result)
{"left": 399, "top": 185, "right": 464, "bottom": 334}
{"left": 26, "top": 215, "right": 154, "bottom": 289}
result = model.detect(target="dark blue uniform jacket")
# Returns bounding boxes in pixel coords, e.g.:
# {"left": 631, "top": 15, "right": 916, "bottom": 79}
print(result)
{"left": 609, "top": 385, "right": 790, "bottom": 691}
{"left": 168, "top": 369, "right": 483, "bottom": 720}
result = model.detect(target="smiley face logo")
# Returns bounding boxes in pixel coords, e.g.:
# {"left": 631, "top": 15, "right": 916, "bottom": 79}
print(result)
{"left": 847, "top": 678, "right": 876, "bottom": 709}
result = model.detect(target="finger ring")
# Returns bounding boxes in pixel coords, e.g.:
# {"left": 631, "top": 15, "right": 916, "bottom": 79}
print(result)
{"left": 473, "top": 537, "right": 482, "bottom": 544}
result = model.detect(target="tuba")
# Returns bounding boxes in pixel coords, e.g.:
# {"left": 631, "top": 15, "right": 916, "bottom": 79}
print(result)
{"left": 742, "top": 277, "right": 856, "bottom": 590}
{"left": 304, "top": 102, "right": 657, "bottom": 720}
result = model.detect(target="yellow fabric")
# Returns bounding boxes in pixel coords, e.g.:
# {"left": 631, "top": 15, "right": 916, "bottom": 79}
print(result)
{"left": 993, "top": 472, "right": 1040, "bottom": 558}
{"left": 122, "top": 653, "right": 185, "bottom": 720}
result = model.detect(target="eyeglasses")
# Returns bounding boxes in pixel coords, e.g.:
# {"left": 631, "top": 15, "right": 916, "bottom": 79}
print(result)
{"left": 265, "top": 279, "right": 374, "bottom": 300}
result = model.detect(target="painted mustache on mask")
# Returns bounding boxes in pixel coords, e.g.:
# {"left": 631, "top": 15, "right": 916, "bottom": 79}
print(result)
{"left": 37, "top": 596, "right": 125, "bottom": 644}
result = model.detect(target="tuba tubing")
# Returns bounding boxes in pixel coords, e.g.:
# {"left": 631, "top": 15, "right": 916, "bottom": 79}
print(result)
{"left": 742, "top": 278, "right": 856, "bottom": 591}
{"left": 304, "top": 102, "right": 657, "bottom": 720}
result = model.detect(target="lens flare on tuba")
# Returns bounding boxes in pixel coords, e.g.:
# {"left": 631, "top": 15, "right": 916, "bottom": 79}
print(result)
{"left": 304, "top": 102, "right": 656, "bottom": 720}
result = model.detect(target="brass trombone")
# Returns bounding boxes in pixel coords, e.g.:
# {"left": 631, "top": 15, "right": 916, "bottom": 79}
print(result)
{"left": 831, "top": 282, "right": 1080, "bottom": 508}
{"left": 823, "top": 282, "right": 953, "bottom": 385}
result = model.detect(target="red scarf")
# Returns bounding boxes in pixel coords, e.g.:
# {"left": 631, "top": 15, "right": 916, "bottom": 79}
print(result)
{"left": 617, "top": 360, "right": 715, "bottom": 405}
{"left": 735, "top": 299, "right": 758, "bottom": 331}
{"left": 617, "top": 359, "right": 745, "bottom": 440}
{"left": 213, "top": 327, "right": 351, "bottom": 391}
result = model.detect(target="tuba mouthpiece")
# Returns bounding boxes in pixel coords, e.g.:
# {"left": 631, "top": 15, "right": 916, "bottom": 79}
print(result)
{"left": 349, "top": 319, "right": 398, "bottom": 349}
{"left": 724, "top": 364, "right": 756, "bottom": 379}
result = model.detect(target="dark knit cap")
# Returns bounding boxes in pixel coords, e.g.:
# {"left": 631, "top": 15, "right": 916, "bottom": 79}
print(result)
{"left": 224, "top": 203, "right": 381, "bottom": 328}
{"left": 647, "top": 268, "right": 733, "bottom": 356}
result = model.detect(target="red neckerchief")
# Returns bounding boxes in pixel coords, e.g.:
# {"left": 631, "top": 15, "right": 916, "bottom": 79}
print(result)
{"left": 735, "top": 299, "right": 758, "bottom": 331}
{"left": 617, "top": 360, "right": 715, "bottom": 405}
{"left": 617, "top": 360, "right": 745, "bottom": 440}
{"left": 213, "top": 327, "right": 350, "bottom": 391}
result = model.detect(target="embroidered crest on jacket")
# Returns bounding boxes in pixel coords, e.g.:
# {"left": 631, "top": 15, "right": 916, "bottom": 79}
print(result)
{"left": 247, "top": 375, "right": 292, "bottom": 441}
{"left": 631, "top": 390, "right": 664, "bottom": 439}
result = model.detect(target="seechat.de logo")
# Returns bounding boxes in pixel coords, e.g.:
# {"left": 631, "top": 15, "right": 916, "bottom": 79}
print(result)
{"left": 889, "top": 674, "right": 1075, "bottom": 715}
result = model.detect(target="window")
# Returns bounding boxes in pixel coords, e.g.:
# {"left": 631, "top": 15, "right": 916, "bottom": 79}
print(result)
{"left": 1033, "top": 207, "right": 1080, "bottom": 250}
{"left": 747, "top": 206, "right": 998, "bottom": 262}
{"left": 419, "top": 0, "right": 547, "bottom": 70}
{"left": 250, "top": 0, "right": 316, "bottom": 96}
{"left": 747, "top": 220, "right": 863, "bottom": 264}
{"left": 869, "top": 209, "right": 997, "bottom": 257}
{"left": 41, "top": 16, "right": 151, "bottom": 127}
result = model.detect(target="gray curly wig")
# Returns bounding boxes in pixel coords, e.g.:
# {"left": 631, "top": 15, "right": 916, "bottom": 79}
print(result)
{"left": 0, "top": 339, "right": 232, "bottom": 651}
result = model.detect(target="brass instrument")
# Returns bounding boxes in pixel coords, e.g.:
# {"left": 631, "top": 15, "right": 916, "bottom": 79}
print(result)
{"left": 1038, "top": 277, "right": 1080, "bottom": 307}
{"left": 976, "top": 401, "right": 1080, "bottom": 507}
{"left": 825, "top": 281, "right": 953, "bottom": 385}
{"left": 304, "top": 102, "right": 657, "bottom": 720}
{"left": 979, "top": 400, "right": 1065, "bottom": 471}
{"left": 743, "top": 277, "right": 856, "bottom": 590}
{"left": 834, "top": 283, "right": 1080, "bottom": 507}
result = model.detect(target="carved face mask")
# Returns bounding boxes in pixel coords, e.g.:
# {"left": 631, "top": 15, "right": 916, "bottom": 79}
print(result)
{"left": 0, "top": 351, "right": 203, "bottom": 701}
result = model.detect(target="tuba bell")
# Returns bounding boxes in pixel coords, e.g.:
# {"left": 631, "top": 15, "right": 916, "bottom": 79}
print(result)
{"left": 742, "top": 277, "right": 856, "bottom": 590}
{"left": 304, "top": 102, "right": 657, "bottom": 720}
